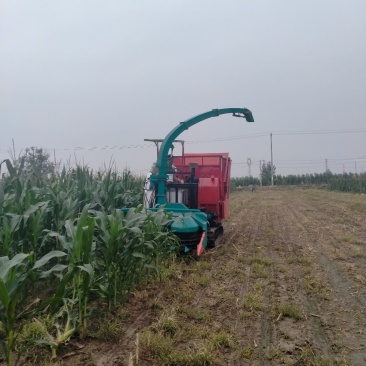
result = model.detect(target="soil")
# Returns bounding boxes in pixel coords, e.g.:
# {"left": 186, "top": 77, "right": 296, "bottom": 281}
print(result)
{"left": 47, "top": 188, "right": 366, "bottom": 365}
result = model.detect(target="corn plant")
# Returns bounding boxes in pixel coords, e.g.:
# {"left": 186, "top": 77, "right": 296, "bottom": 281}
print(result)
{"left": 93, "top": 207, "right": 177, "bottom": 310}
{"left": 32, "top": 298, "right": 76, "bottom": 360}
{"left": 0, "top": 250, "right": 66, "bottom": 366}
{"left": 0, "top": 157, "right": 178, "bottom": 360}
{"left": 93, "top": 209, "right": 125, "bottom": 309}
{"left": 49, "top": 205, "right": 96, "bottom": 339}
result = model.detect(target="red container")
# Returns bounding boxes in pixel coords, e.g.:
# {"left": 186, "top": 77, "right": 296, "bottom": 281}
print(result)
{"left": 173, "top": 153, "right": 231, "bottom": 222}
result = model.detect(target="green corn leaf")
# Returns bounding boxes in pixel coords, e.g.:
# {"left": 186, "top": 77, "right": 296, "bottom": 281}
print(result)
{"left": 34, "top": 339, "right": 57, "bottom": 347}
{"left": 50, "top": 269, "right": 75, "bottom": 313}
{"left": 5, "top": 159, "right": 16, "bottom": 177}
{"left": 0, "top": 253, "right": 29, "bottom": 279}
{"left": 143, "top": 264, "right": 157, "bottom": 271}
{"left": 64, "top": 220, "right": 76, "bottom": 242}
{"left": 39, "top": 264, "right": 68, "bottom": 278}
{"left": 132, "top": 252, "right": 147, "bottom": 259}
{"left": 0, "top": 257, "right": 8, "bottom": 277}
{"left": 0, "top": 181, "right": 4, "bottom": 205}
{"left": 57, "top": 327, "right": 75, "bottom": 343}
{"left": 144, "top": 242, "right": 155, "bottom": 250}
{"left": 129, "top": 227, "right": 142, "bottom": 235}
{"left": 24, "top": 201, "right": 49, "bottom": 216}
{"left": 77, "top": 264, "right": 94, "bottom": 277}
{"left": 9, "top": 214, "right": 22, "bottom": 232}
{"left": 33, "top": 251, "right": 66, "bottom": 270}
{"left": 0, "top": 278, "right": 10, "bottom": 308}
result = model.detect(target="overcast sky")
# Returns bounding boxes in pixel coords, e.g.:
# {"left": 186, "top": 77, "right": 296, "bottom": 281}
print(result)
{"left": 1, "top": 0, "right": 365, "bottom": 177}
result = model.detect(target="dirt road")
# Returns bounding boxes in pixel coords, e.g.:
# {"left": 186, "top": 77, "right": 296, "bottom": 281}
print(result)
{"left": 66, "top": 187, "right": 366, "bottom": 366}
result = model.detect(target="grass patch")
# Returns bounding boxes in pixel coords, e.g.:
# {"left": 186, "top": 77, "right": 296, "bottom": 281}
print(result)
{"left": 251, "top": 262, "right": 268, "bottom": 278}
{"left": 211, "top": 331, "right": 233, "bottom": 349}
{"left": 172, "top": 285, "right": 195, "bottom": 303}
{"left": 89, "top": 308, "right": 130, "bottom": 341}
{"left": 277, "top": 303, "right": 304, "bottom": 320}
{"left": 253, "top": 280, "right": 266, "bottom": 293}
{"left": 287, "top": 256, "right": 312, "bottom": 265}
{"left": 277, "top": 264, "right": 287, "bottom": 273}
{"left": 195, "top": 274, "right": 210, "bottom": 287}
{"left": 151, "top": 300, "right": 164, "bottom": 312}
{"left": 223, "top": 265, "right": 246, "bottom": 277}
{"left": 243, "top": 293, "right": 264, "bottom": 311}
{"left": 150, "top": 311, "right": 179, "bottom": 337}
{"left": 348, "top": 201, "right": 366, "bottom": 213}
{"left": 238, "top": 255, "right": 246, "bottom": 263}
{"left": 180, "top": 306, "right": 210, "bottom": 322}
{"left": 140, "top": 330, "right": 174, "bottom": 360}
{"left": 303, "top": 274, "right": 329, "bottom": 298}
{"left": 15, "top": 319, "right": 51, "bottom": 363}
{"left": 239, "top": 310, "right": 252, "bottom": 320}
{"left": 264, "top": 229, "right": 275, "bottom": 238}
{"left": 90, "top": 318, "right": 124, "bottom": 342}
{"left": 333, "top": 217, "right": 359, "bottom": 226}
{"left": 338, "top": 236, "right": 364, "bottom": 245}
{"left": 239, "top": 346, "right": 254, "bottom": 359}
{"left": 298, "top": 346, "right": 334, "bottom": 366}
{"left": 195, "top": 325, "right": 211, "bottom": 340}
{"left": 249, "top": 257, "right": 273, "bottom": 266}
{"left": 265, "top": 346, "right": 281, "bottom": 360}
{"left": 141, "top": 327, "right": 214, "bottom": 365}
{"left": 352, "top": 251, "right": 365, "bottom": 258}
{"left": 194, "top": 260, "right": 213, "bottom": 271}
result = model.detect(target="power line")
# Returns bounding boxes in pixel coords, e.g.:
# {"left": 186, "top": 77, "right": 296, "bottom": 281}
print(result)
{"left": 0, "top": 144, "right": 155, "bottom": 153}
{"left": 186, "top": 128, "right": 366, "bottom": 144}
{"left": 1, "top": 128, "right": 365, "bottom": 153}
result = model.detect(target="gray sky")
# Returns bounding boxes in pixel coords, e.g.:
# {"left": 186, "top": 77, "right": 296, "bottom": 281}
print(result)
{"left": 1, "top": 0, "right": 365, "bottom": 177}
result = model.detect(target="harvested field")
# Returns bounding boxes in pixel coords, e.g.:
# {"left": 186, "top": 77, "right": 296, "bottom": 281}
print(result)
{"left": 64, "top": 187, "right": 366, "bottom": 366}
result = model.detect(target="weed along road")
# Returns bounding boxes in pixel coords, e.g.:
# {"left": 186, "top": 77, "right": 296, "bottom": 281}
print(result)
{"left": 65, "top": 187, "right": 366, "bottom": 366}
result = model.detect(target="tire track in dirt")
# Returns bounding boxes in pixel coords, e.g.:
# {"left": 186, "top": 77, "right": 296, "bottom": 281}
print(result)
{"left": 231, "top": 202, "right": 266, "bottom": 366}
{"left": 269, "top": 201, "right": 310, "bottom": 365}
{"left": 287, "top": 204, "right": 365, "bottom": 309}
{"left": 285, "top": 201, "right": 366, "bottom": 365}
{"left": 292, "top": 196, "right": 365, "bottom": 258}
{"left": 291, "top": 197, "right": 366, "bottom": 289}
{"left": 210, "top": 194, "right": 266, "bottom": 365}
{"left": 229, "top": 192, "right": 283, "bottom": 365}
{"left": 222, "top": 193, "right": 263, "bottom": 249}
{"left": 281, "top": 204, "right": 333, "bottom": 361}
{"left": 256, "top": 205, "right": 277, "bottom": 366}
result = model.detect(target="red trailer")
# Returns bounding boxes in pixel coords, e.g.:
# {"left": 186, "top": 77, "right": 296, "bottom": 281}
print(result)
{"left": 170, "top": 152, "right": 232, "bottom": 246}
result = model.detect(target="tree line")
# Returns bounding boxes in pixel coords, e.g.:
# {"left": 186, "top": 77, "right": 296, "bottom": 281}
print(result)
{"left": 231, "top": 162, "right": 366, "bottom": 193}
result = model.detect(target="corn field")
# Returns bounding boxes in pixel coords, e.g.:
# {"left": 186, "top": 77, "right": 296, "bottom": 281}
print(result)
{"left": 0, "top": 160, "right": 178, "bottom": 365}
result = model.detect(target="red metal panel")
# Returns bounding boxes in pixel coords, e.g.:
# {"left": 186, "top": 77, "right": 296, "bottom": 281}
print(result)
{"left": 173, "top": 153, "right": 231, "bottom": 221}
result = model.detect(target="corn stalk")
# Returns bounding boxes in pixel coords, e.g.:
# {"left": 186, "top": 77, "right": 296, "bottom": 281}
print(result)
{"left": 0, "top": 250, "right": 66, "bottom": 366}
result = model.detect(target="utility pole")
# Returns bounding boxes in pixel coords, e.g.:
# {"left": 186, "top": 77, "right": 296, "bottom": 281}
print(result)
{"left": 259, "top": 160, "right": 262, "bottom": 186}
{"left": 355, "top": 162, "right": 357, "bottom": 174}
{"left": 270, "top": 133, "right": 274, "bottom": 186}
{"left": 325, "top": 159, "right": 328, "bottom": 172}
{"left": 247, "top": 158, "right": 252, "bottom": 177}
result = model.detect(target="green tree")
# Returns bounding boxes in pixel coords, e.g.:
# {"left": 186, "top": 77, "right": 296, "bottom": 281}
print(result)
{"left": 21, "top": 147, "right": 56, "bottom": 177}
{"left": 261, "top": 161, "right": 276, "bottom": 186}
